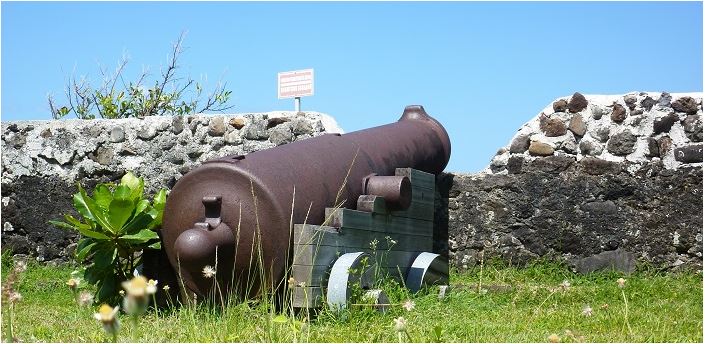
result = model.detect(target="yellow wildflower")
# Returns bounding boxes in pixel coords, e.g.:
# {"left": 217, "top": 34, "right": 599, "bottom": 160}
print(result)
{"left": 147, "top": 279, "right": 158, "bottom": 295}
{"left": 93, "top": 304, "right": 120, "bottom": 335}
{"left": 66, "top": 278, "right": 80, "bottom": 291}
{"left": 121, "top": 276, "right": 155, "bottom": 298}
{"left": 121, "top": 275, "right": 156, "bottom": 315}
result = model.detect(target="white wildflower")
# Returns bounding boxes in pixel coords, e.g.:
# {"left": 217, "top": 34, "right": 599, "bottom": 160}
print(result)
{"left": 8, "top": 291, "right": 22, "bottom": 303}
{"left": 14, "top": 260, "right": 27, "bottom": 273}
{"left": 617, "top": 278, "right": 626, "bottom": 289}
{"left": 202, "top": 265, "right": 216, "bottom": 278}
{"left": 369, "top": 239, "right": 379, "bottom": 251}
{"left": 438, "top": 285, "right": 448, "bottom": 300}
{"left": 393, "top": 316, "right": 407, "bottom": 332}
{"left": 78, "top": 291, "right": 94, "bottom": 307}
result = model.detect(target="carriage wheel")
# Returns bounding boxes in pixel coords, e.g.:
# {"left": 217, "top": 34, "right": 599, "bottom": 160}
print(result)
{"left": 405, "top": 252, "right": 449, "bottom": 292}
{"left": 326, "top": 252, "right": 375, "bottom": 309}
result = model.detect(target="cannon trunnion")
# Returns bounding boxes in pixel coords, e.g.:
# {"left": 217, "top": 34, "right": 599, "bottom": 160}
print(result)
{"left": 161, "top": 105, "right": 451, "bottom": 304}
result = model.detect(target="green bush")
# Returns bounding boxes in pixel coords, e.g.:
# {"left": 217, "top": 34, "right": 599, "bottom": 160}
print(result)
{"left": 49, "top": 172, "right": 168, "bottom": 304}
{"left": 48, "top": 33, "right": 233, "bottom": 120}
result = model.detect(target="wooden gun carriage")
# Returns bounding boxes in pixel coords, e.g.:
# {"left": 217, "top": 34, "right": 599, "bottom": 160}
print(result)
{"left": 291, "top": 168, "right": 447, "bottom": 308}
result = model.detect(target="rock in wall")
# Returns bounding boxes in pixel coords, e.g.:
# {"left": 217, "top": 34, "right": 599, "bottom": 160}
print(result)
{"left": 438, "top": 92, "right": 703, "bottom": 272}
{"left": 1, "top": 112, "right": 341, "bottom": 263}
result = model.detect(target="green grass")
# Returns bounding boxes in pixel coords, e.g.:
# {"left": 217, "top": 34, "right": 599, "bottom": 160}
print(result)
{"left": 1, "top": 257, "right": 702, "bottom": 342}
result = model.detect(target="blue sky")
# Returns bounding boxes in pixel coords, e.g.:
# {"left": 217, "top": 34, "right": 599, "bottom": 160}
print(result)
{"left": 2, "top": 1, "right": 703, "bottom": 172}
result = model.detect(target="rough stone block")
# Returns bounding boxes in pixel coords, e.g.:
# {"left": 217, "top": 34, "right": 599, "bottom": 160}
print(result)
{"left": 640, "top": 96, "right": 656, "bottom": 111}
{"left": 607, "top": 130, "right": 637, "bottom": 156}
{"left": 646, "top": 137, "right": 659, "bottom": 158}
{"left": 527, "top": 155, "right": 575, "bottom": 173}
{"left": 610, "top": 103, "right": 627, "bottom": 123}
{"left": 243, "top": 121, "right": 269, "bottom": 140}
{"left": 590, "top": 124, "right": 610, "bottom": 143}
{"left": 653, "top": 113, "right": 679, "bottom": 135}
{"left": 580, "top": 157, "right": 621, "bottom": 175}
{"left": 568, "top": 114, "right": 586, "bottom": 137}
{"left": 540, "top": 116, "right": 567, "bottom": 137}
{"left": 573, "top": 249, "right": 636, "bottom": 274}
{"left": 506, "top": 156, "right": 524, "bottom": 174}
{"left": 110, "top": 126, "right": 125, "bottom": 143}
{"left": 553, "top": 99, "right": 568, "bottom": 112}
{"left": 682, "top": 115, "right": 703, "bottom": 142}
{"left": 623, "top": 94, "right": 637, "bottom": 109}
{"left": 658, "top": 136, "right": 672, "bottom": 159}
{"left": 568, "top": 92, "right": 588, "bottom": 113}
{"left": 591, "top": 105, "right": 607, "bottom": 120}
{"left": 509, "top": 135, "right": 530, "bottom": 153}
{"left": 579, "top": 139, "right": 603, "bottom": 156}
{"left": 674, "top": 145, "right": 703, "bottom": 163}
{"left": 171, "top": 115, "right": 184, "bottom": 134}
{"left": 528, "top": 141, "right": 554, "bottom": 156}
{"left": 672, "top": 96, "right": 699, "bottom": 115}
{"left": 208, "top": 117, "right": 226, "bottom": 136}
{"left": 291, "top": 119, "right": 314, "bottom": 135}
{"left": 229, "top": 117, "right": 246, "bottom": 129}
{"left": 658, "top": 92, "right": 672, "bottom": 107}
{"left": 138, "top": 126, "right": 157, "bottom": 140}
{"left": 269, "top": 125, "right": 294, "bottom": 146}
{"left": 559, "top": 136, "right": 578, "bottom": 154}
{"left": 581, "top": 200, "right": 617, "bottom": 215}
{"left": 267, "top": 117, "right": 290, "bottom": 129}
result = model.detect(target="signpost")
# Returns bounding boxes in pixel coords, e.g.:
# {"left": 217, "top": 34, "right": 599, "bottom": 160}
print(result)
{"left": 278, "top": 69, "right": 314, "bottom": 112}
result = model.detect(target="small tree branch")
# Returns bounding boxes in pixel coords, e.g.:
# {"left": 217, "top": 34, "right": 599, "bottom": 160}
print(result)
{"left": 48, "top": 30, "right": 233, "bottom": 120}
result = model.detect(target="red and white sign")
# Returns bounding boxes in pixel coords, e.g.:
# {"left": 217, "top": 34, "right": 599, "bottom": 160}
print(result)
{"left": 278, "top": 69, "right": 314, "bottom": 99}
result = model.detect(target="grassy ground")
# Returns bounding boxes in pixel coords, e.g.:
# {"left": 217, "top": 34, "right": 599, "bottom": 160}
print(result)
{"left": 1, "top": 257, "right": 702, "bottom": 343}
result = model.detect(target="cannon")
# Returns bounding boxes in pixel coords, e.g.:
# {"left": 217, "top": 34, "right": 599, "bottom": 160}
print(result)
{"left": 160, "top": 105, "right": 451, "bottom": 306}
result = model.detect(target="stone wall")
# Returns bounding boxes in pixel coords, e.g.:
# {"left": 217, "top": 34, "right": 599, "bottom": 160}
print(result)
{"left": 438, "top": 92, "right": 703, "bottom": 272}
{"left": 1, "top": 112, "right": 341, "bottom": 263}
{"left": 2, "top": 92, "right": 702, "bottom": 272}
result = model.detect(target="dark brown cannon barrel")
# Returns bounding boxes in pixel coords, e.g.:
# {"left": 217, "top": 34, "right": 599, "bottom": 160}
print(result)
{"left": 162, "top": 105, "right": 451, "bottom": 298}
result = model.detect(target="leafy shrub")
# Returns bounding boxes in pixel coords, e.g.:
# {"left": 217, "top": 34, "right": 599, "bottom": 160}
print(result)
{"left": 48, "top": 33, "right": 233, "bottom": 120}
{"left": 49, "top": 172, "right": 168, "bottom": 304}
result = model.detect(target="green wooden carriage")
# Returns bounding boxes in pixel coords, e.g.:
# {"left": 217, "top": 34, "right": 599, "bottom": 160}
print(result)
{"left": 290, "top": 168, "right": 448, "bottom": 309}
